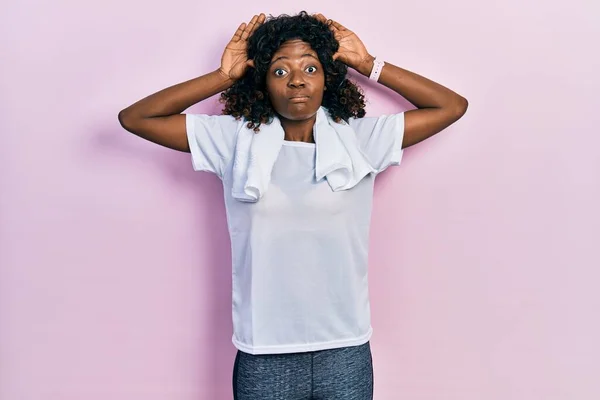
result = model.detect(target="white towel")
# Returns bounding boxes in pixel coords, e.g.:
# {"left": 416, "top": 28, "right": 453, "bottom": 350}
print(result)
{"left": 231, "top": 106, "right": 376, "bottom": 202}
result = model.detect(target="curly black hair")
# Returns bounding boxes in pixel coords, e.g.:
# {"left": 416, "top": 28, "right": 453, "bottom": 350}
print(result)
{"left": 219, "top": 11, "right": 367, "bottom": 132}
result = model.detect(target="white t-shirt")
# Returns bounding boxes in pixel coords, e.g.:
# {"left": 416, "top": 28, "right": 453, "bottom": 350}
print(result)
{"left": 186, "top": 111, "right": 405, "bottom": 355}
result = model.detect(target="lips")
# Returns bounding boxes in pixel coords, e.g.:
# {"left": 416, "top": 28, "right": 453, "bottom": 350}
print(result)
{"left": 289, "top": 94, "right": 310, "bottom": 99}
{"left": 289, "top": 95, "right": 310, "bottom": 103}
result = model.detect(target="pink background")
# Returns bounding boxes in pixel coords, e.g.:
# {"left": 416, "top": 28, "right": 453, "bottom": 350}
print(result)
{"left": 2, "top": 0, "right": 599, "bottom": 399}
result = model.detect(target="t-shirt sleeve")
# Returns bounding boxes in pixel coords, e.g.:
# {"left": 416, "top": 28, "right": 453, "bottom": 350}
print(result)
{"left": 348, "top": 112, "right": 405, "bottom": 174}
{"left": 185, "top": 113, "right": 241, "bottom": 179}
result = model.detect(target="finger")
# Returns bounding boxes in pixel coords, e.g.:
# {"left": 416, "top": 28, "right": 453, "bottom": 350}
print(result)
{"left": 241, "top": 15, "right": 258, "bottom": 40}
{"left": 314, "top": 13, "right": 327, "bottom": 23}
{"left": 249, "top": 13, "right": 266, "bottom": 35}
{"left": 332, "top": 52, "right": 340, "bottom": 61}
{"left": 246, "top": 59, "right": 255, "bottom": 69}
{"left": 241, "top": 15, "right": 258, "bottom": 39}
{"left": 232, "top": 22, "right": 246, "bottom": 41}
{"left": 329, "top": 20, "right": 347, "bottom": 31}
{"left": 315, "top": 13, "right": 335, "bottom": 30}
{"left": 324, "top": 18, "right": 337, "bottom": 33}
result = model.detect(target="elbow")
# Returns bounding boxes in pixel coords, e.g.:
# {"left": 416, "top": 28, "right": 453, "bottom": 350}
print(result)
{"left": 118, "top": 108, "right": 136, "bottom": 132}
{"left": 452, "top": 96, "right": 468, "bottom": 119}
{"left": 436, "top": 95, "right": 468, "bottom": 122}
{"left": 441, "top": 95, "right": 468, "bottom": 122}
{"left": 117, "top": 110, "right": 127, "bottom": 129}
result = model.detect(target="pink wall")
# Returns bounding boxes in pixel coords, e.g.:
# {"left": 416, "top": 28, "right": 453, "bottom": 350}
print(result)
{"left": 2, "top": 1, "right": 599, "bottom": 399}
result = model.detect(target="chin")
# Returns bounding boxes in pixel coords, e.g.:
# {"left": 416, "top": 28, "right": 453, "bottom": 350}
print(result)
{"left": 277, "top": 104, "right": 321, "bottom": 121}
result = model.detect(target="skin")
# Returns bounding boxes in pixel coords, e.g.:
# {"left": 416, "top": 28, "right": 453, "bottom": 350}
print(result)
{"left": 265, "top": 39, "right": 326, "bottom": 143}
{"left": 118, "top": 12, "right": 468, "bottom": 151}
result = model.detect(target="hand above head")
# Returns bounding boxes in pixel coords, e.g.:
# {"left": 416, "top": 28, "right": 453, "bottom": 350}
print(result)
{"left": 313, "top": 13, "right": 375, "bottom": 76}
{"left": 219, "top": 13, "right": 266, "bottom": 81}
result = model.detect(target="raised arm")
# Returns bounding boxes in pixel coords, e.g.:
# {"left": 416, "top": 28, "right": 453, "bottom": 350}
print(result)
{"left": 316, "top": 14, "right": 468, "bottom": 149}
{"left": 357, "top": 58, "right": 468, "bottom": 149}
{"left": 118, "top": 71, "right": 233, "bottom": 151}
{"left": 117, "top": 13, "right": 266, "bottom": 152}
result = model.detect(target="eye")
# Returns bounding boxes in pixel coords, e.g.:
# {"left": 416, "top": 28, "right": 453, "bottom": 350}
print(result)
{"left": 274, "top": 68, "right": 287, "bottom": 77}
{"left": 306, "top": 65, "right": 317, "bottom": 73}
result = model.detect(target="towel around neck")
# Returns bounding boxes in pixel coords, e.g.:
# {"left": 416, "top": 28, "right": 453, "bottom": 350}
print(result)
{"left": 231, "top": 106, "right": 376, "bottom": 202}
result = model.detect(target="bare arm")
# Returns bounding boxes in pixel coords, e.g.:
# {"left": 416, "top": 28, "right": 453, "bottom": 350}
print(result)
{"left": 356, "top": 57, "right": 468, "bottom": 149}
{"left": 317, "top": 14, "right": 468, "bottom": 150}
{"left": 117, "top": 13, "right": 266, "bottom": 152}
{"left": 117, "top": 71, "right": 233, "bottom": 152}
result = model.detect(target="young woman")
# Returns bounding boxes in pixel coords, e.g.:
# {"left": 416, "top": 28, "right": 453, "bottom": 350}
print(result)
{"left": 119, "top": 11, "right": 467, "bottom": 400}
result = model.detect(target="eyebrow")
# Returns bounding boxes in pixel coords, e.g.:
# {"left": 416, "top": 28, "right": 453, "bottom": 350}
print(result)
{"left": 270, "top": 53, "right": 319, "bottom": 65}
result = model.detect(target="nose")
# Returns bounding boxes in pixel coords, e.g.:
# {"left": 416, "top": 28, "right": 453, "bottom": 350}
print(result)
{"left": 287, "top": 71, "right": 306, "bottom": 88}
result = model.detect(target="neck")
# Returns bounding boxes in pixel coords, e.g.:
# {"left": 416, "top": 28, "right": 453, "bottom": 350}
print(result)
{"left": 279, "top": 113, "right": 317, "bottom": 143}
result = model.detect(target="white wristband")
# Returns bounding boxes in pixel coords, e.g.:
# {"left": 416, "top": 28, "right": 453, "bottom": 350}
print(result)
{"left": 369, "top": 58, "right": 385, "bottom": 81}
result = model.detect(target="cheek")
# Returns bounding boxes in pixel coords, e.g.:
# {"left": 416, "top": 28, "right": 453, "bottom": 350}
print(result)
{"left": 315, "top": 74, "right": 326, "bottom": 90}
{"left": 265, "top": 79, "right": 283, "bottom": 98}
{"left": 314, "top": 76, "right": 326, "bottom": 95}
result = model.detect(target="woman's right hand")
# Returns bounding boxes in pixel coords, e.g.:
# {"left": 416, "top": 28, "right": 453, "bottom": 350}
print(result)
{"left": 218, "top": 13, "right": 266, "bottom": 82}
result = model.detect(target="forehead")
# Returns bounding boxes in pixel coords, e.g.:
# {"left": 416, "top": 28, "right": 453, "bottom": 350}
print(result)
{"left": 271, "top": 39, "right": 317, "bottom": 59}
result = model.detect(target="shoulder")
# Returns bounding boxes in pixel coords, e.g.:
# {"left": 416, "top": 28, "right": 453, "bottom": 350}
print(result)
{"left": 186, "top": 113, "right": 245, "bottom": 135}
{"left": 348, "top": 113, "right": 405, "bottom": 135}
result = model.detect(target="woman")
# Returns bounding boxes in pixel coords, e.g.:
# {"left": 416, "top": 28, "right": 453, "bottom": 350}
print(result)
{"left": 119, "top": 11, "right": 467, "bottom": 400}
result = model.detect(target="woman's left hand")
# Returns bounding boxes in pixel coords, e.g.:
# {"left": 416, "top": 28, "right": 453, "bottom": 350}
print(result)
{"left": 314, "top": 14, "right": 374, "bottom": 75}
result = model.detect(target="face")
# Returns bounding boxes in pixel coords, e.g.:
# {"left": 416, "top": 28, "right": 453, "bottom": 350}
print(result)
{"left": 265, "top": 39, "right": 326, "bottom": 121}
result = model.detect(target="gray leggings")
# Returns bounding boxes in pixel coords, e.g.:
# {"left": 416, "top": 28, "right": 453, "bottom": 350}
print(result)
{"left": 232, "top": 341, "right": 374, "bottom": 400}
